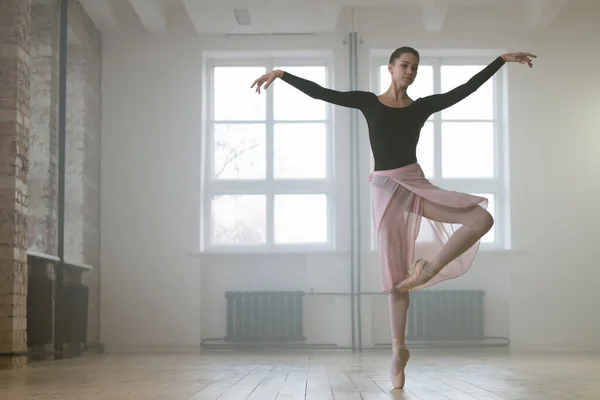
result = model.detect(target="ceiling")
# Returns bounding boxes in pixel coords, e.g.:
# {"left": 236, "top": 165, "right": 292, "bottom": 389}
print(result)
{"left": 79, "top": 0, "right": 580, "bottom": 36}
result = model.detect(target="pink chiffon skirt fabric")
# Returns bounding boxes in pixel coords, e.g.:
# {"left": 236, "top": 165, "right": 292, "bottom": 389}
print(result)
{"left": 370, "top": 162, "right": 488, "bottom": 292}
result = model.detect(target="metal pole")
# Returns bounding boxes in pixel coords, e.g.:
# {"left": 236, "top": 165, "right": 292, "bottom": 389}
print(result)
{"left": 348, "top": 9, "right": 363, "bottom": 353}
{"left": 348, "top": 24, "right": 356, "bottom": 352}
{"left": 55, "top": 0, "right": 68, "bottom": 359}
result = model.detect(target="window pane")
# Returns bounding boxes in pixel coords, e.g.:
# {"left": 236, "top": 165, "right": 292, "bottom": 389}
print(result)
{"left": 275, "top": 194, "right": 327, "bottom": 244}
{"left": 213, "top": 66, "right": 266, "bottom": 121}
{"left": 211, "top": 195, "right": 266, "bottom": 244}
{"left": 441, "top": 122, "right": 494, "bottom": 178}
{"left": 274, "top": 123, "right": 327, "bottom": 179}
{"left": 471, "top": 193, "right": 495, "bottom": 243}
{"left": 213, "top": 124, "right": 266, "bottom": 179}
{"left": 274, "top": 66, "right": 327, "bottom": 121}
{"left": 441, "top": 65, "right": 494, "bottom": 120}
{"left": 417, "top": 121, "right": 434, "bottom": 178}
{"left": 378, "top": 65, "right": 390, "bottom": 94}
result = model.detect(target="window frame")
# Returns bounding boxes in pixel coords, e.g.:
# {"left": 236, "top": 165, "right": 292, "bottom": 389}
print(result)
{"left": 201, "top": 55, "right": 337, "bottom": 253}
{"left": 369, "top": 54, "right": 510, "bottom": 251}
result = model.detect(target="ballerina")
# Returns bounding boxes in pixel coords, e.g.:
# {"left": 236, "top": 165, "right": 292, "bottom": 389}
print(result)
{"left": 251, "top": 47, "right": 535, "bottom": 389}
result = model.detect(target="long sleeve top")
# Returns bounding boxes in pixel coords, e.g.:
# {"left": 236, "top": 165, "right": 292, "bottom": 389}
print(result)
{"left": 280, "top": 56, "right": 506, "bottom": 171}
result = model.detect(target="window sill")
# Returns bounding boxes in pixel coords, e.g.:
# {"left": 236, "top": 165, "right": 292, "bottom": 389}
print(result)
{"left": 189, "top": 249, "right": 349, "bottom": 257}
{"left": 27, "top": 250, "right": 60, "bottom": 262}
{"left": 190, "top": 248, "right": 523, "bottom": 257}
{"left": 365, "top": 247, "right": 523, "bottom": 255}
{"left": 27, "top": 250, "right": 94, "bottom": 270}
{"left": 63, "top": 260, "right": 94, "bottom": 270}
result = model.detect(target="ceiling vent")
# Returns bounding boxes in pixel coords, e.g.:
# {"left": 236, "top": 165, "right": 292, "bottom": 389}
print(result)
{"left": 234, "top": 9, "right": 251, "bottom": 25}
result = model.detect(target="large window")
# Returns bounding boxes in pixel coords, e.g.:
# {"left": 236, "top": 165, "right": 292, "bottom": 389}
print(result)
{"left": 371, "top": 55, "right": 509, "bottom": 249}
{"left": 202, "top": 57, "right": 334, "bottom": 251}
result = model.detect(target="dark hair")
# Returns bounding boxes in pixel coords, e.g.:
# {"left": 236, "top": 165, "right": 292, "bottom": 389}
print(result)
{"left": 388, "top": 46, "right": 420, "bottom": 65}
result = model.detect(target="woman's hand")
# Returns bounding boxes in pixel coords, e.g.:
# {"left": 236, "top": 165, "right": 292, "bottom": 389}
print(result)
{"left": 251, "top": 70, "right": 283, "bottom": 94}
{"left": 501, "top": 52, "right": 537, "bottom": 68}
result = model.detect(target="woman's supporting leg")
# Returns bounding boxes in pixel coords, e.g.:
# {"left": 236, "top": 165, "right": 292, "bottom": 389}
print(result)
{"left": 389, "top": 291, "right": 411, "bottom": 389}
{"left": 371, "top": 177, "right": 415, "bottom": 388}
{"left": 396, "top": 199, "right": 494, "bottom": 291}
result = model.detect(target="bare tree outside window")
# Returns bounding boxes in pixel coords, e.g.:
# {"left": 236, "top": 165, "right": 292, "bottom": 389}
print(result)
{"left": 213, "top": 124, "right": 265, "bottom": 180}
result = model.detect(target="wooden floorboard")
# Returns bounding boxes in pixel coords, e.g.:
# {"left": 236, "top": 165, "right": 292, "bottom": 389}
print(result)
{"left": 1, "top": 349, "right": 599, "bottom": 399}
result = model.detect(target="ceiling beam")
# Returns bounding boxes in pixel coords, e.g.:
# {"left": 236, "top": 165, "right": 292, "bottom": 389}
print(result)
{"left": 79, "top": 0, "right": 118, "bottom": 32}
{"left": 527, "top": 0, "right": 566, "bottom": 30}
{"left": 181, "top": 0, "right": 211, "bottom": 34}
{"left": 421, "top": 0, "right": 448, "bottom": 32}
{"left": 129, "top": 0, "right": 167, "bottom": 34}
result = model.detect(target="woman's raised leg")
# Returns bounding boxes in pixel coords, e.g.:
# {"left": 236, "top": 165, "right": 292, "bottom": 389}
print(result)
{"left": 395, "top": 199, "right": 493, "bottom": 291}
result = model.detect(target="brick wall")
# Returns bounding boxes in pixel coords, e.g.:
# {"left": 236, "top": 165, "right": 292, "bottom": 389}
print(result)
{"left": 1, "top": 0, "right": 102, "bottom": 369}
{"left": 0, "top": 0, "right": 31, "bottom": 370}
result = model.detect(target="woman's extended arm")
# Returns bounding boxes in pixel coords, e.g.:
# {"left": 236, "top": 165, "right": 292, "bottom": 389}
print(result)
{"left": 420, "top": 52, "right": 536, "bottom": 114}
{"left": 420, "top": 57, "right": 506, "bottom": 113}
{"left": 251, "top": 69, "right": 370, "bottom": 110}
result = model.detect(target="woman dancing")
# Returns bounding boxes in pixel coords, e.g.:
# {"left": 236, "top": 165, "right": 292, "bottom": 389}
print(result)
{"left": 251, "top": 47, "right": 535, "bottom": 390}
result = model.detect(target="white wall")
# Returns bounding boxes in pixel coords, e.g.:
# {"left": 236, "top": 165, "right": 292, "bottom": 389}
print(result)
{"left": 100, "top": 35, "right": 204, "bottom": 351}
{"left": 100, "top": 4, "right": 600, "bottom": 352}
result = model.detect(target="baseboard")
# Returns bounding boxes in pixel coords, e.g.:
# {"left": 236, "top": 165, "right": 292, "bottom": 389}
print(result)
{"left": 508, "top": 343, "right": 600, "bottom": 353}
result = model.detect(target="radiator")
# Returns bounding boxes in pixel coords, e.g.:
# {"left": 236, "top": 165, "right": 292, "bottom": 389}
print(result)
{"left": 406, "top": 290, "right": 485, "bottom": 342}
{"left": 225, "top": 291, "right": 306, "bottom": 343}
{"left": 62, "top": 283, "right": 89, "bottom": 344}
{"left": 27, "top": 276, "right": 55, "bottom": 347}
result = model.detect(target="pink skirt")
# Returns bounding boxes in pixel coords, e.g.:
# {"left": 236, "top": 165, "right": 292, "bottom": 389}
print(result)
{"left": 370, "top": 162, "right": 488, "bottom": 292}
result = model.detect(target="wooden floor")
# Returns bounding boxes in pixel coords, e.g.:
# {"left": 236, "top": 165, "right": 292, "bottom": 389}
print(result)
{"left": 1, "top": 349, "right": 599, "bottom": 399}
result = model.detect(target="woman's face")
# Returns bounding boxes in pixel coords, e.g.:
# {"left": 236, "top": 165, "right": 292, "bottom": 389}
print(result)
{"left": 388, "top": 53, "right": 419, "bottom": 87}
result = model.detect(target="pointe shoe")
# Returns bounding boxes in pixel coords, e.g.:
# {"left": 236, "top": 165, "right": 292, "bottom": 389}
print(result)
{"left": 408, "top": 258, "right": 426, "bottom": 276}
{"left": 395, "top": 259, "right": 429, "bottom": 292}
{"left": 390, "top": 348, "right": 410, "bottom": 389}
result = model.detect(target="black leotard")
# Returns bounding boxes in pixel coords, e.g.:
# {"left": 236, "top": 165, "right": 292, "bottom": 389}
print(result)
{"left": 280, "top": 56, "right": 506, "bottom": 171}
